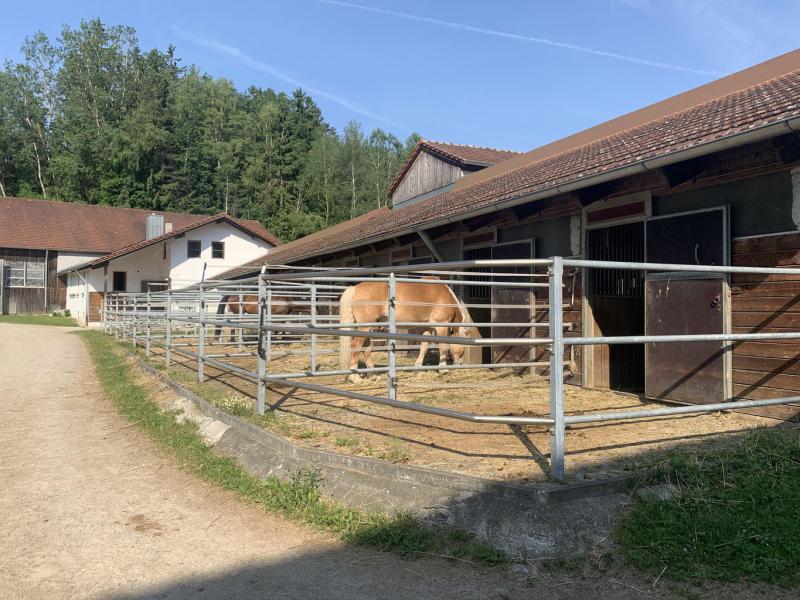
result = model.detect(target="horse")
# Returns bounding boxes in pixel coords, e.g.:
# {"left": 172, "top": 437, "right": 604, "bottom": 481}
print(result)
{"left": 214, "top": 293, "right": 294, "bottom": 343}
{"left": 338, "top": 278, "right": 474, "bottom": 382}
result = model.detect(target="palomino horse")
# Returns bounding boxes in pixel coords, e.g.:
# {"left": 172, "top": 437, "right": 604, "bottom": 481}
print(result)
{"left": 338, "top": 278, "right": 474, "bottom": 382}
{"left": 214, "top": 294, "right": 294, "bottom": 342}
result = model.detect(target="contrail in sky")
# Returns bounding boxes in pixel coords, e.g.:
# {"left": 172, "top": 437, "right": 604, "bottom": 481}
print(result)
{"left": 171, "top": 26, "right": 410, "bottom": 131}
{"left": 315, "top": 0, "right": 726, "bottom": 77}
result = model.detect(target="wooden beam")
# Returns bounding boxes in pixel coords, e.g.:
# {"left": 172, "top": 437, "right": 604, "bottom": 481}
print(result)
{"left": 416, "top": 229, "right": 445, "bottom": 262}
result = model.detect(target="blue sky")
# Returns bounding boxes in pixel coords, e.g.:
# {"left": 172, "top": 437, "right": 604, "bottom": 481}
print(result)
{"left": 1, "top": 0, "right": 797, "bottom": 151}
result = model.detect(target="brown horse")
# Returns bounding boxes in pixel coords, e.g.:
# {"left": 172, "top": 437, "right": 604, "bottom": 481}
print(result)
{"left": 338, "top": 278, "right": 473, "bottom": 382}
{"left": 214, "top": 294, "right": 294, "bottom": 342}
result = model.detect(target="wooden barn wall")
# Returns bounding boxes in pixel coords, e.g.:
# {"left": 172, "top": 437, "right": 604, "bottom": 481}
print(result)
{"left": 0, "top": 248, "right": 63, "bottom": 314}
{"left": 392, "top": 152, "right": 462, "bottom": 206}
{"left": 731, "top": 232, "right": 800, "bottom": 420}
{"left": 653, "top": 171, "right": 793, "bottom": 236}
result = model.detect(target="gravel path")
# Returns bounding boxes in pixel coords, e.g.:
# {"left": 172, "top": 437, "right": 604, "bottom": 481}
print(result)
{"left": 0, "top": 324, "right": 778, "bottom": 600}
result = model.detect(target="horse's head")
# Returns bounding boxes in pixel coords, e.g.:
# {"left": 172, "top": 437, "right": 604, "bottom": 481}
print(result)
{"left": 448, "top": 325, "right": 474, "bottom": 365}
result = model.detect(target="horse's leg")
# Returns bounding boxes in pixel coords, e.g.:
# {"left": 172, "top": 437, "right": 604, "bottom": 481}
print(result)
{"left": 347, "top": 327, "right": 370, "bottom": 383}
{"left": 435, "top": 326, "right": 450, "bottom": 373}
{"left": 362, "top": 336, "right": 375, "bottom": 372}
{"left": 415, "top": 330, "right": 431, "bottom": 367}
{"left": 218, "top": 302, "right": 226, "bottom": 344}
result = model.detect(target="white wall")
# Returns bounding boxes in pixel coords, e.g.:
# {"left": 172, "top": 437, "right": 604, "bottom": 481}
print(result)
{"left": 104, "top": 242, "right": 170, "bottom": 293}
{"left": 66, "top": 242, "right": 169, "bottom": 324}
{"left": 56, "top": 251, "right": 104, "bottom": 272}
{"left": 168, "top": 222, "right": 271, "bottom": 288}
{"left": 65, "top": 221, "right": 272, "bottom": 324}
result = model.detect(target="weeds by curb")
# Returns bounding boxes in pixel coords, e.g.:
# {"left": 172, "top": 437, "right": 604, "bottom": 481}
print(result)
{"left": 80, "top": 330, "right": 506, "bottom": 565}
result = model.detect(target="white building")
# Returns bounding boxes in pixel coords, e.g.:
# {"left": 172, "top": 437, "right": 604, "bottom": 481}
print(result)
{"left": 64, "top": 213, "right": 279, "bottom": 325}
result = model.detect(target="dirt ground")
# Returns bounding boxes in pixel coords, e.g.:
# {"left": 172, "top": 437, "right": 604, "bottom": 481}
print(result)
{"left": 154, "top": 335, "right": 777, "bottom": 482}
{"left": 3, "top": 323, "right": 797, "bottom": 599}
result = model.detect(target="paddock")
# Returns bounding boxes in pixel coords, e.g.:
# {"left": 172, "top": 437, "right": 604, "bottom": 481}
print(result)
{"left": 101, "top": 258, "right": 800, "bottom": 481}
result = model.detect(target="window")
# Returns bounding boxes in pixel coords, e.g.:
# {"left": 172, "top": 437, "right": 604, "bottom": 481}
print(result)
{"left": 112, "top": 271, "right": 126, "bottom": 292}
{"left": 187, "top": 240, "right": 201, "bottom": 258}
{"left": 5, "top": 259, "right": 45, "bottom": 288}
{"left": 211, "top": 241, "right": 225, "bottom": 259}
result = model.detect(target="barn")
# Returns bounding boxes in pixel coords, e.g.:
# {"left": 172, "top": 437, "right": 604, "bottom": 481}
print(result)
{"left": 0, "top": 197, "right": 280, "bottom": 319}
{"left": 218, "top": 49, "right": 800, "bottom": 421}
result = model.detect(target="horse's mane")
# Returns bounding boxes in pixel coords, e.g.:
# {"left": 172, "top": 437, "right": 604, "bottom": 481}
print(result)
{"left": 444, "top": 284, "right": 473, "bottom": 331}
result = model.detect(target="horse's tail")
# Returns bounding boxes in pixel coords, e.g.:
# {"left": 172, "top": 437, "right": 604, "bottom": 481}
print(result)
{"left": 214, "top": 295, "right": 230, "bottom": 337}
{"left": 446, "top": 285, "right": 474, "bottom": 335}
{"left": 339, "top": 286, "right": 356, "bottom": 369}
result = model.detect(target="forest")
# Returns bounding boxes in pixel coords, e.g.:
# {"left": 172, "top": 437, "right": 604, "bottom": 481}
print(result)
{"left": 0, "top": 19, "right": 420, "bottom": 241}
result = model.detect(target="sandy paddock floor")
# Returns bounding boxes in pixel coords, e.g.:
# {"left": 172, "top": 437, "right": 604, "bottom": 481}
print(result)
{"left": 143, "top": 333, "right": 778, "bottom": 483}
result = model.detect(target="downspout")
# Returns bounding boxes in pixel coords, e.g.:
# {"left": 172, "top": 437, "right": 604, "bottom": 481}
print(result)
{"left": 44, "top": 249, "right": 49, "bottom": 314}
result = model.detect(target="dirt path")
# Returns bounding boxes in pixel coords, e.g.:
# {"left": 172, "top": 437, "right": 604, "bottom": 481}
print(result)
{"left": 0, "top": 324, "right": 781, "bottom": 600}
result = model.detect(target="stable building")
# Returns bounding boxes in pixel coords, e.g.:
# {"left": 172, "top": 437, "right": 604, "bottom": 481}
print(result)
{"left": 0, "top": 197, "right": 280, "bottom": 321}
{"left": 219, "top": 49, "right": 800, "bottom": 420}
{"left": 388, "top": 140, "right": 520, "bottom": 208}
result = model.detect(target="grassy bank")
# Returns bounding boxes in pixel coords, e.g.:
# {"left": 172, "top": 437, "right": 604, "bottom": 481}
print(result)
{"left": 617, "top": 426, "right": 800, "bottom": 587}
{"left": 79, "top": 330, "right": 506, "bottom": 565}
{"left": 0, "top": 314, "right": 77, "bottom": 326}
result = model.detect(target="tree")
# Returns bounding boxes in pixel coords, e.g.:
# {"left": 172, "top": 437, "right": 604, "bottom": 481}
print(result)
{"left": 1, "top": 18, "right": 422, "bottom": 242}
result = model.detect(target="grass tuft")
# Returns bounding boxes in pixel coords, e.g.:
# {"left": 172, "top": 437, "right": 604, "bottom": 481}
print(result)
{"left": 80, "top": 331, "right": 506, "bottom": 565}
{"left": 0, "top": 314, "right": 77, "bottom": 327}
{"left": 616, "top": 426, "right": 800, "bottom": 587}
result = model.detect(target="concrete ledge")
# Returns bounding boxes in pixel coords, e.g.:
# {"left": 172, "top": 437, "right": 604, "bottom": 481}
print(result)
{"left": 134, "top": 355, "right": 634, "bottom": 556}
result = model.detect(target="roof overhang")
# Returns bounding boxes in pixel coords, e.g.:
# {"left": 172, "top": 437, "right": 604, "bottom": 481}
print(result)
{"left": 267, "top": 114, "right": 800, "bottom": 267}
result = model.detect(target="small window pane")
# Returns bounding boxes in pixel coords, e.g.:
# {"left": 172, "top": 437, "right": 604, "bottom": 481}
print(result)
{"left": 6, "top": 261, "right": 26, "bottom": 287}
{"left": 211, "top": 241, "right": 225, "bottom": 259}
{"left": 187, "top": 240, "right": 201, "bottom": 258}
{"left": 26, "top": 261, "right": 45, "bottom": 286}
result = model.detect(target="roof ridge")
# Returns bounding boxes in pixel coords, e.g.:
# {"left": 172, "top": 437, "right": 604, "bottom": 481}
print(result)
{"left": 422, "top": 139, "right": 521, "bottom": 154}
{"left": 82, "top": 213, "right": 279, "bottom": 268}
{"left": 1, "top": 195, "right": 212, "bottom": 219}
{"left": 454, "top": 63, "right": 800, "bottom": 198}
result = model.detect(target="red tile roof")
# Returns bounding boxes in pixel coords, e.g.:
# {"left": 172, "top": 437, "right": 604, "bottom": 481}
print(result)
{"left": 0, "top": 196, "right": 281, "bottom": 253}
{"left": 84, "top": 213, "right": 281, "bottom": 268}
{"left": 246, "top": 51, "right": 800, "bottom": 270}
{"left": 216, "top": 208, "right": 391, "bottom": 279}
{"left": 387, "top": 140, "right": 520, "bottom": 196}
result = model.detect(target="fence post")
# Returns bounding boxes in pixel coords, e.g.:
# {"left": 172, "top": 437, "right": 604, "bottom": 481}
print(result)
{"left": 165, "top": 289, "right": 172, "bottom": 368}
{"left": 548, "top": 256, "right": 565, "bottom": 480}
{"left": 266, "top": 286, "right": 273, "bottom": 362}
{"left": 237, "top": 292, "right": 244, "bottom": 352}
{"left": 198, "top": 282, "right": 205, "bottom": 383}
{"left": 257, "top": 270, "right": 267, "bottom": 415}
{"left": 131, "top": 297, "right": 137, "bottom": 348}
{"left": 387, "top": 272, "right": 398, "bottom": 401}
{"left": 310, "top": 283, "right": 317, "bottom": 374}
{"left": 113, "top": 296, "right": 119, "bottom": 340}
{"left": 145, "top": 290, "right": 152, "bottom": 357}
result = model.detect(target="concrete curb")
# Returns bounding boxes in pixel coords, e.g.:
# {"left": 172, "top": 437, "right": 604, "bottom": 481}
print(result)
{"left": 134, "top": 355, "right": 634, "bottom": 556}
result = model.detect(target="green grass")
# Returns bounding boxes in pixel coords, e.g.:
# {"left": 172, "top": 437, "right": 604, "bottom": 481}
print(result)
{"left": 0, "top": 314, "right": 77, "bottom": 327}
{"left": 616, "top": 427, "right": 800, "bottom": 587}
{"left": 80, "top": 330, "right": 506, "bottom": 565}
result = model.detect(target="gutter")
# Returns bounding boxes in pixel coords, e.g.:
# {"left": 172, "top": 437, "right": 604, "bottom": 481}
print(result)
{"left": 274, "top": 115, "right": 800, "bottom": 267}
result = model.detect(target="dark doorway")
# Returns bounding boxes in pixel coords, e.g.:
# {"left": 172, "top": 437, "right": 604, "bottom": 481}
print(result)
{"left": 586, "top": 222, "right": 645, "bottom": 391}
{"left": 112, "top": 271, "right": 127, "bottom": 292}
{"left": 490, "top": 240, "right": 533, "bottom": 366}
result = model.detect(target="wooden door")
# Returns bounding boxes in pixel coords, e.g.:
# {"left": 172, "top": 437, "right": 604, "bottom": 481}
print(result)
{"left": 645, "top": 275, "right": 727, "bottom": 403}
{"left": 644, "top": 208, "right": 729, "bottom": 404}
